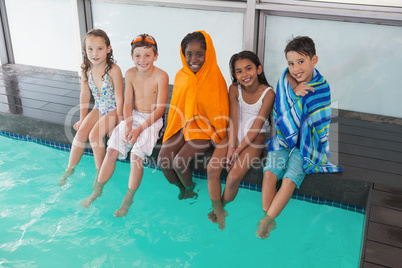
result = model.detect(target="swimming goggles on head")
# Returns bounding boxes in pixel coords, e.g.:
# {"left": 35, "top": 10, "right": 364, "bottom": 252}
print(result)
{"left": 132, "top": 35, "right": 155, "bottom": 45}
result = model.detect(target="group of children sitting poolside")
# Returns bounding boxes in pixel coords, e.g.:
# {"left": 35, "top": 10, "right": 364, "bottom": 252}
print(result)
{"left": 58, "top": 29, "right": 341, "bottom": 239}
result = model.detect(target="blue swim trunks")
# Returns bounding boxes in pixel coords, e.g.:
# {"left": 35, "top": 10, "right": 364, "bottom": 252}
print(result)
{"left": 263, "top": 147, "right": 306, "bottom": 189}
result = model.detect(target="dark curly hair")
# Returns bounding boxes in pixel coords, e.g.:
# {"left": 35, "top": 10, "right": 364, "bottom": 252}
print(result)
{"left": 181, "top": 31, "right": 207, "bottom": 56}
{"left": 81, "top": 29, "right": 115, "bottom": 82}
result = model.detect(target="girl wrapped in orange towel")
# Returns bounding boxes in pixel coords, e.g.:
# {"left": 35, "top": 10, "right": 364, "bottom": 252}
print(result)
{"left": 158, "top": 31, "right": 229, "bottom": 199}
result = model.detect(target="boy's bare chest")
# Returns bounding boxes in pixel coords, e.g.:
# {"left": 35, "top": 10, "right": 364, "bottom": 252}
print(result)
{"left": 132, "top": 80, "right": 158, "bottom": 99}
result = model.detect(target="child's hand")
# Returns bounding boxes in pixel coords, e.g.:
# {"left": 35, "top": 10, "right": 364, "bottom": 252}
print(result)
{"left": 73, "top": 120, "right": 82, "bottom": 131}
{"left": 226, "top": 147, "right": 235, "bottom": 171}
{"left": 293, "top": 82, "right": 314, "bottom": 97}
{"left": 123, "top": 126, "right": 131, "bottom": 143}
{"left": 226, "top": 147, "right": 239, "bottom": 172}
{"left": 127, "top": 127, "right": 141, "bottom": 144}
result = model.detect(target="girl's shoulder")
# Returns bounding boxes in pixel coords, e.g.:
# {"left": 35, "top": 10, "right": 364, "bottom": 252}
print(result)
{"left": 261, "top": 84, "right": 275, "bottom": 103}
{"left": 229, "top": 83, "right": 239, "bottom": 96}
{"left": 109, "top": 63, "right": 121, "bottom": 72}
{"left": 228, "top": 83, "right": 240, "bottom": 98}
{"left": 107, "top": 63, "right": 122, "bottom": 77}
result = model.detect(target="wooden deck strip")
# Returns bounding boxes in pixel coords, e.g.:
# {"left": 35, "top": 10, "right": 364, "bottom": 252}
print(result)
{"left": 1, "top": 64, "right": 402, "bottom": 267}
{"left": 338, "top": 117, "right": 402, "bottom": 133}
{"left": 362, "top": 262, "right": 388, "bottom": 268}
{"left": 364, "top": 240, "right": 402, "bottom": 268}
{"left": 367, "top": 221, "right": 402, "bottom": 248}
{"left": 361, "top": 184, "right": 402, "bottom": 267}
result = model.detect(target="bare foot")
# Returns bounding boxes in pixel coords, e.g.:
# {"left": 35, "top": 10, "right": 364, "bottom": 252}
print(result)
{"left": 58, "top": 167, "right": 75, "bottom": 187}
{"left": 81, "top": 194, "right": 98, "bottom": 208}
{"left": 113, "top": 201, "right": 132, "bottom": 217}
{"left": 256, "top": 215, "right": 276, "bottom": 239}
{"left": 81, "top": 181, "right": 105, "bottom": 208}
{"left": 208, "top": 211, "right": 217, "bottom": 223}
{"left": 178, "top": 187, "right": 186, "bottom": 200}
{"left": 175, "top": 183, "right": 186, "bottom": 200}
{"left": 113, "top": 189, "right": 135, "bottom": 218}
{"left": 183, "top": 183, "right": 198, "bottom": 199}
{"left": 214, "top": 208, "right": 228, "bottom": 230}
{"left": 209, "top": 200, "right": 228, "bottom": 230}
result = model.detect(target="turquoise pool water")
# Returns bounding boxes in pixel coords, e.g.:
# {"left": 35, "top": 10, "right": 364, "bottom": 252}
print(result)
{"left": 0, "top": 135, "right": 364, "bottom": 267}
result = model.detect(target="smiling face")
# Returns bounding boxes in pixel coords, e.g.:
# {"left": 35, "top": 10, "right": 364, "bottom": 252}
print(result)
{"left": 85, "top": 35, "right": 111, "bottom": 66}
{"left": 184, "top": 41, "right": 206, "bottom": 74}
{"left": 286, "top": 51, "right": 318, "bottom": 84}
{"left": 132, "top": 46, "right": 158, "bottom": 72}
{"left": 234, "top": 58, "right": 262, "bottom": 88}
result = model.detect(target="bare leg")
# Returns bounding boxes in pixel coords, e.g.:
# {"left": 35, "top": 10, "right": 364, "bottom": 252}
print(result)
{"left": 92, "top": 169, "right": 100, "bottom": 190}
{"left": 114, "top": 154, "right": 143, "bottom": 217}
{"left": 158, "top": 131, "right": 211, "bottom": 200}
{"left": 158, "top": 131, "right": 186, "bottom": 198}
{"left": 222, "top": 134, "right": 265, "bottom": 203}
{"left": 256, "top": 177, "right": 296, "bottom": 239}
{"left": 173, "top": 139, "right": 211, "bottom": 199}
{"left": 59, "top": 110, "right": 100, "bottom": 186}
{"left": 97, "top": 149, "right": 120, "bottom": 184}
{"left": 266, "top": 178, "right": 296, "bottom": 219}
{"left": 114, "top": 188, "right": 136, "bottom": 217}
{"left": 89, "top": 110, "right": 118, "bottom": 170}
{"left": 256, "top": 170, "right": 278, "bottom": 239}
{"left": 261, "top": 170, "right": 278, "bottom": 213}
{"left": 207, "top": 137, "right": 227, "bottom": 226}
{"left": 80, "top": 149, "right": 119, "bottom": 208}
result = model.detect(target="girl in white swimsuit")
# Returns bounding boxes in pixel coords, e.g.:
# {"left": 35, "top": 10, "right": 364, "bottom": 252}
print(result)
{"left": 207, "top": 51, "right": 275, "bottom": 231}
{"left": 58, "top": 29, "right": 123, "bottom": 187}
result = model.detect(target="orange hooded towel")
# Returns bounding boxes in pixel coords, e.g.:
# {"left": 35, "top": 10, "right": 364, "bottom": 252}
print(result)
{"left": 162, "top": 31, "right": 229, "bottom": 144}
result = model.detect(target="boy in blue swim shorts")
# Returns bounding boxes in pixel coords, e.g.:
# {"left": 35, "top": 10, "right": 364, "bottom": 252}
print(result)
{"left": 256, "top": 36, "right": 342, "bottom": 239}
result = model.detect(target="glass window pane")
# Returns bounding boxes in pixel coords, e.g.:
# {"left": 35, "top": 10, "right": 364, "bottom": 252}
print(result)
{"left": 264, "top": 15, "right": 402, "bottom": 118}
{"left": 91, "top": 2, "right": 244, "bottom": 86}
{"left": 5, "top": 0, "right": 78, "bottom": 71}
{"left": 300, "top": 0, "right": 401, "bottom": 7}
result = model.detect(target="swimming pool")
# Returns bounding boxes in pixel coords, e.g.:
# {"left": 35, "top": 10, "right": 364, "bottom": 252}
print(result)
{"left": 0, "top": 135, "right": 364, "bottom": 267}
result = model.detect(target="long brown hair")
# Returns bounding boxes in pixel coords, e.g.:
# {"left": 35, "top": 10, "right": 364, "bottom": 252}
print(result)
{"left": 81, "top": 29, "right": 115, "bottom": 82}
{"left": 229, "top": 50, "right": 271, "bottom": 87}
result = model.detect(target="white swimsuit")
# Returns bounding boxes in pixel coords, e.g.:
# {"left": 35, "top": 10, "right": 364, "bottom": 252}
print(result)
{"left": 237, "top": 84, "right": 272, "bottom": 143}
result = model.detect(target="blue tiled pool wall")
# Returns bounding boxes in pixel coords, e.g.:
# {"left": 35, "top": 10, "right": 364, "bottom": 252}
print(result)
{"left": 0, "top": 131, "right": 365, "bottom": 214}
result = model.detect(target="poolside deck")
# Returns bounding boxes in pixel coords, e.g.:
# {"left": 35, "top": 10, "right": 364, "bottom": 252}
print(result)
{"left": 1, "top": 64, "right": 401, "bottom": 267}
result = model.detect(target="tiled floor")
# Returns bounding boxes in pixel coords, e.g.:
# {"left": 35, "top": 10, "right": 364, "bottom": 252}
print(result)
{"left": 1, "top": 64, "right": 401, "bottom": 267}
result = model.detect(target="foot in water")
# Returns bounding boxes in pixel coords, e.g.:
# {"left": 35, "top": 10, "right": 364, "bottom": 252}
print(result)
{"left": 183, "top": 183, "right": 198, "bottom": 199}
{"left": 208, "top": 211, "right": 218, "bottom": 223}
{"left": 113, "top": 188, "right": 136, "bottom": 218}
{"left": 178, "top": 186, "right": 186, "bottom": 200}
{"left": 58, "top": 166, "right": 75, "bottom": 187}
{"left": 256, "top": 214, "right": 276, "bottom": 239}
{"left": 208, "top": 209, "right": 228, "bottom": 230}
{"left": 208, "top": 200, "right": 228, "bottom": 230}
{"left": 81, "top": 181, "right": 105, "bottom": 208}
